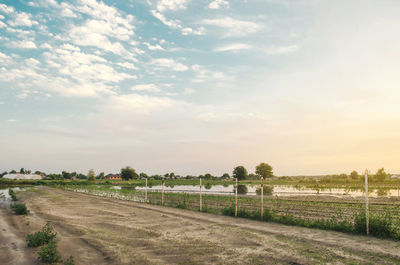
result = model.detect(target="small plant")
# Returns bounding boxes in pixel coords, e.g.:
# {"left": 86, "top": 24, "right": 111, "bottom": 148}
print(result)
{"left": 38, "top": 240, "right": 61, "bottom": 264}
{"left": 11, "top": 203, "right": 29, "bottom": 215}
{"left": 8, "top": 188, "right": 18, "bottom": 201}
{"left": 27, "top": 223, "right": 57, "bottom": 247}
{"left": 64, "top": 256, "right": 75, "bottom": 265}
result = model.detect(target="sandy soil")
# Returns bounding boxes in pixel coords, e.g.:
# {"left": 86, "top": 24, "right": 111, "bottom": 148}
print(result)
{"left": 2, "top": 187, "right": 400, "bottom": 265}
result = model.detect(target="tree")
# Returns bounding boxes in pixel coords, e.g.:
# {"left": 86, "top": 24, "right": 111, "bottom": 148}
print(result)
{"left": 62, "top": 171, "right": 72, "bottom": 179}
{"left": 349, "top": 170, "right": 358, "bottom": 180}
{"left": 20, "top": 168, "right": 25, "bottom": 174}
{"left": 232, "top": 166, "right": 248, "bottom": 180}
{"left": 221, "top": 173, "right": 230, "bottom": 179}
{"left": 139, "top": 172, "right": 149, "bottom": 179}
{"left": 10, "top": 170, "right": 17, "bottom": 174}
{"left": 121, "top": 166, "right": 138, "bottom": 180}
{"left": 88, "top": 169, "right": 96, "bottom": 182}
{"left": 97, "top": 172, "right": 105, "bottom": 179}
{"left": 375, "top": 168, "right": 388, "bottom": 182}
{"left": 255, "top": 163, "right": 273, "bottom": 179}
{"left": 0, "top": 171, "right": 7, "bottom": 178}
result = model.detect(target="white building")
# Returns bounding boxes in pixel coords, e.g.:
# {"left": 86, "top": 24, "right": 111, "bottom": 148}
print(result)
{"left": 3, "top": 174, "right": 42, "bottom": 180}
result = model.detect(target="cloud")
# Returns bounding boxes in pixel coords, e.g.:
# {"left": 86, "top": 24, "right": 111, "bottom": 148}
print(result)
{"left": 208, "top": 0, "right": 229, "bottom": 9}
{"left": 0, "top": 4, "right": 15, "bottom": 14}
{"left": 151, "top": 10, "right": 204, "bottom": 35}
{"left": 131, "top": 84, "right": 161, "bottom": 93}
{"left": 116, "top": 62, "right": 137, "bottom": 70}
{"left": 157, "top": 0, "right": 188, "bottom": 12}
{"left": 12, "top": 40, "right": 37, "bottom": 49}
{"left": 214, "top": 43, "right": 251, "bottom": 52}
{"left": 191, "top": 64, "right": 232, "bottom": 83}
{"left": 265, "top": 45, "right": 298, "bottom": 55}
{"left": 151, "top": 58, "right": 188, "bottom": 71}
{"left": 61, "top": 7, "right": 78, "bottom": 18}
{"left": 8, "top": 12, "right": 39, "bottom": 27}
{"left": 201, "top": 17, "right": 262, "bottom": 37}
{"left": 144, "top": 42, "right": 164, "bottom": 51}
{"left": 7, "top": 119, "right": 17, "bottom": 122}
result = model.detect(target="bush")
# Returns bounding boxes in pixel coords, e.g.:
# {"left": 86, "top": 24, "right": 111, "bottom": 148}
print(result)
{"left": 27, "top": 223, "right": 57, "bottom": 247}
{"left": 256, "top": 185, "right": 273, "bottom": 196}
{"left": 64, "top": 256, "right": 75, "bottom": 265}
{"left": 8, "top": 188, "right": 18, "bottom": 201}
{"left": 38, "top": 240, "right": 61, "bottom": 264}
{"left": 11, "top": 203, "right": 29, "bottom": 215}
{"left": 354, "top": 210, "right": 398, "bottom": 239}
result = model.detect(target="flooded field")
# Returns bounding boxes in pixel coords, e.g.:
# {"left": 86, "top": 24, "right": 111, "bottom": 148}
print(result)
{"left": 131, "top": 184, "right": 400, "bottom": 198}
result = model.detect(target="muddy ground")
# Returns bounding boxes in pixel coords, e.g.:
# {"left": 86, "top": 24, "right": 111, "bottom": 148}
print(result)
{"left": 1, "top": 187, "right": 400, "bottom": 265}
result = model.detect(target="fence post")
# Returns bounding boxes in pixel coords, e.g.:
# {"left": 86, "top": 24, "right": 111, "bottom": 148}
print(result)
{"left": 261, "top": 177, "right": 264, "bottom": 218}
{"left": 162, "top": 179, "right": 165, "bottom": 206}
{"left": 365, "top": 169, "right": 369, "bottom": 235}
{"left": 235, "top": 178, "right": 238, "bottom": 217}
{"left": 199, "top": 178, "right": 202, "bottom": 211}
{"left": 145, "top": 178, "right": 148, "bottom": 202}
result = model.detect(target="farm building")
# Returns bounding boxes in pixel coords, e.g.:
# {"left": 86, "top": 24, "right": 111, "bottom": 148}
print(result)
{"left": 3, "top": 174, "right": 42, "bottom": 180}
{"left": 105, "top": 174, "right": 122, "bottom": 180}
{"left": 391, "top": 174, "right": 400, "bottom": 179}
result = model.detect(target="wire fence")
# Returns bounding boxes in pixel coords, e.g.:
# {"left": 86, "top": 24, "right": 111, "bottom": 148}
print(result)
{"left": 64, "top": 176, "right": 400, "bottom": 239}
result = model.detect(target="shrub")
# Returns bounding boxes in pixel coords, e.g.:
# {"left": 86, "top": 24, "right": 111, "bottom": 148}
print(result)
{"left": 26, "top": 223, "right": 57, "bottom": 247}
{"left": 8, "top": 188, "right": 18, "bottom": 201}
{"left": 38, "top": 240, "right": 61, "bottom": 264}
{"left": 354, "top": 210, "right": 398, "bottom": 239}
{"left": 64, "top": 256, "right": 75, "bottom": 265}
{"left": 256, "top": 185, "right": 273, "bottom": 196}
{"left": 11, "top": 203, "right": 29, "bottom": 215}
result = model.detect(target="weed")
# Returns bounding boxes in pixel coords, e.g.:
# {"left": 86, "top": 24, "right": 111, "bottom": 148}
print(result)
{"left": 27, "top": 223, "right": 57, "bottom": 247}
{"left": 38, "top": 240, "right": 61, "bottom": 264}
{"left": 11, "top": 203, "right": 29, "bottom": 215}
{"left": 8, "top": 188, "right": 18, "bottom": 201}
{"left": 64, "top": 256, "right": 75, "bottom": 265}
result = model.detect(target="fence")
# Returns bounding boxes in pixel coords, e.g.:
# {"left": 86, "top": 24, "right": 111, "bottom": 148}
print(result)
{"left": 64, "top": 172, "right": 400, "bottom": 239}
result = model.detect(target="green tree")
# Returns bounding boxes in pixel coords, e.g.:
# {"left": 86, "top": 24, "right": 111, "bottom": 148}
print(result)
{"left": 221, "top": 173, "right": 230, "bottom": 179}
{"left": 121, "top": 166, "right": 138, "bottom": 180}
{"left": 232, "top": 166, "right": 248, "bottom": 180}
{"left": 375, "top": 168, "right": 388, "bottom": 182}
{"left": 139, "top": 172, "right": 149, "bottom": 179}
{"left": 10, "top": 170, "right": 17, "bottom": 174}
{"left": 97, "top": 172, "right": 105, "bottom": 179}
{"left": 255, "top": 163, "right": 273, "bottom": 179}
{"left": 20, "top": 168, "right": 25, "bottom": 174}
{"left": 88, "top": 169, "right": 96, "bottom": 182}
{"left": 350, "top": 170, "right": 359, "bottom": 180}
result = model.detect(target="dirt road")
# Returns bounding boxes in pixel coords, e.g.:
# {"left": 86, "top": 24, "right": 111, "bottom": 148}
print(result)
{"left": 2, "top": 187, "right": 400, "bottom": 264}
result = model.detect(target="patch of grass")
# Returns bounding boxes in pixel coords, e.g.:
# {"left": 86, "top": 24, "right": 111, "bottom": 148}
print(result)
{"left": 26, "top": 223, "right": 57, "bottom": 247}
{"left": 8, "top": 188, "right": 18, "bottom": 201}
{"left": 64, "top": 256, "right": 75, "bottom": 265}
{"left": 354, "top": 209, "right": 399, "bottom": 239}
{"left": 10, "top": 203, "right": 29, "bottom": 215}
{"left": 38, "top": 240, "right": 62, "bottom": 264}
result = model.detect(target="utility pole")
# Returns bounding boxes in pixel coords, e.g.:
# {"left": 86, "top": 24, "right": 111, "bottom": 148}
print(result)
{"left": 365, "top": 169, "right": 369, "bottom": 235}
{"left": 261, "top": 177, "right": 264, "bottom": 218}
{"left": 199, "top": 178, "right": 202, "bottom": 211}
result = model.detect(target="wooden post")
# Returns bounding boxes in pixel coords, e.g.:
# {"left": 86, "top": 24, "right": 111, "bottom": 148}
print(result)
{"left": 145, "top": 178, "right": 148, "bottom": 201}
{"left": 199, "top": 178, "right": 202, "bottom": 211}
{"left": 365, "top": 169, "right": 369, "bottom": 235}
{"left": 162, "top": 179, "right": 165, "bottom": 206}
{"left": 261, "top": 177, "right": 264, "bottom": 218}
{"left": 235, "top": 178, "right": 238, "bottom": 217}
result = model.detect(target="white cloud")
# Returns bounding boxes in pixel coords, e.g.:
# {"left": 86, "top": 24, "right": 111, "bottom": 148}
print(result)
{"left": 144, "top": 42, "right": 164, "bottom": 51}
{"left": 209, "top": 0, "right": 229, "bottom": 9}
{"left": 191, "top": 64, "right": 232, "bottom": 83}
{"left": 7, "top": 119, "right": 17, "bottom": 122}
{"left": 201, "top": 17, "right": 262, "bottom": 37}
{"left": 181, "top": 27, "right": 205, "bottom": 35}
{"left": 151, "top": 10, "right": 204, "bottom": 35}
{"left": 0, "top": 4, "right": 15, "bottom": 14}
{"left": 131, "top": 84, "right": 161, "bottom": 93}
{"left": 8, "top": 12, "right": 39, "bottom": 27}
{"left": 183, "top": 87, "right": 195, "bottom": 95}
{"left": 40, "top": 43, "right": 52, "bottom": 49}
{"left": 61, "top": 8, "right": 77, "bottom": 18}
{"left": 265, "top": 45, "right": 298, "bottom": 55}
{"left": 157, "top": 0, "right": 188, "bottom": 12}
{"left": 152, "top": 58, "right": 188, "bottom": 71}
{"left": 214, "top": 43, "right": 251, "bottom": 52}
{"left": 116, "top": 62, "right": 137, "bottom": 70}
{"left": 13, "top": 40, "right": 37, "bottom": 49}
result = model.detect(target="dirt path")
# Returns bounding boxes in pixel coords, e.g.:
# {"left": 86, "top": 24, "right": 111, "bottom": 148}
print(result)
{"left": 4, "top": 187, "right": 400, "bottom": 264}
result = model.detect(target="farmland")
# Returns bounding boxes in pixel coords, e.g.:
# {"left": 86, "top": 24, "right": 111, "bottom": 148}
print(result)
{"left": 2, "top": 187, "right": 400, "bottom": 265}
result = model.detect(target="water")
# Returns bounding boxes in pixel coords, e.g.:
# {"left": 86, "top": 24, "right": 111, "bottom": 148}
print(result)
{"left": 132, "top": 184, "right": 400, "bottom": 198}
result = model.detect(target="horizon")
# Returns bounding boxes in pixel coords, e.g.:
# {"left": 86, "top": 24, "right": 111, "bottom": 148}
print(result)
{"left": 1, "top": 0, "right": 400, "bottom": 176}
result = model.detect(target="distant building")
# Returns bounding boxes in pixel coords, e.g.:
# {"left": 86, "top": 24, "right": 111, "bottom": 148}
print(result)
{"left": 390, "top": 174, "right": 400, "bottom": 179}
{"left": 3, "top": 173, "right": 42, "bottom": 180}
{"left": 105, "top": 174, "right": 122, "bottom": 180}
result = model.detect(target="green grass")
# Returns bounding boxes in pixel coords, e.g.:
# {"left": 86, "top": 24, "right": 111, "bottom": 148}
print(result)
{"left": 26, "top": 223, "right": 57, "bottom": 247}
{"left": 10, "top": 203, "right": 29, "bottom": 215}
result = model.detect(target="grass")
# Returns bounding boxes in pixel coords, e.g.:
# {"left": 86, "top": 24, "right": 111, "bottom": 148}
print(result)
{"left": 8, "top": 188, "right": 18, "bottom": 201}
{"left": 11, "top": 203, "right": 29, "bottom": 215}
{"left": 26, "top": 223, "right": 57, "bottom": 247}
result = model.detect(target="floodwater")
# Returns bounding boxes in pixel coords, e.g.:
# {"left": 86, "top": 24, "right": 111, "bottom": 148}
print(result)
{"left": 133, "top": 184, "right": 400, "bottom": 198}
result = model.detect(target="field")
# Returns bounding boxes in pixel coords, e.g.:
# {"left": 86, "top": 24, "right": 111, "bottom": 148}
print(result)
{"left": 2, "top": 187, "right": 400, "bottom": 265}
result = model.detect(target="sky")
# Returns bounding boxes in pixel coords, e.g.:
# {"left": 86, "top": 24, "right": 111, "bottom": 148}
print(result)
{"left": 0, "top": 0, "right": 400, "bottom": 176}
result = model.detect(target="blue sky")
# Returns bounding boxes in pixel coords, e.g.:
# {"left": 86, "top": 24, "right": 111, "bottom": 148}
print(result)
{"left": 1, "top": 0, "right": 400, "bottom": 176}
